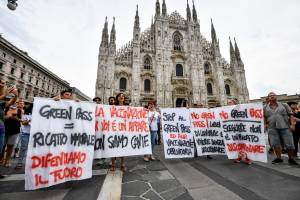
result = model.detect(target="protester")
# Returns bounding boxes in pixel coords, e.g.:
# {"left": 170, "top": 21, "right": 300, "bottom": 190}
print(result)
{"left": 0, "top": 80, "right": 18, "bottom": 178}
{"left": 15, "top": 105, "right": 32, "bottom": 169}
{"left": 264, "top": 92, "right": 298, "bottom": 165}
{"left": 108, "top": 96, "right": 115, "bottom": 105}
{"left": 92, "top": 97, "right": 101, "bottom": 104}
{"left": 53, "top": 89, "right": 73, "bottom": 100}
{"left": 228, "top": 98, "right": 252, "bottom": 164}
{"left": 13, "top": 99, "right": 25, "bottom": 158}
{"left": 2, "top": 105, "right": 21, "bottom": 167}
{"left": 110, "top": 93, "right": 127, "bottom": 172}
{"left": 288, "top": 102, "right": 300, "bottom": 158}
{"left": 144, "top": 101, "right": 160, "bottom": 162}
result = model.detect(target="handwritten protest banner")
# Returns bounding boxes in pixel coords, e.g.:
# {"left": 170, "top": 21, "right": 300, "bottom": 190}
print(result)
{"left": 94, "top": 105, "right": 152, "bottom": 158}
{"left": 216, "top": 103, "right": 266, "bottom": 162}
{"left": 190, "top": 108, "right": 226, "bottom": 156}
{"left": 25, "top": 98, "right": 96, "bottom": 190}
{"left": 161, "top": 108, "right": 194, "bottom": 159}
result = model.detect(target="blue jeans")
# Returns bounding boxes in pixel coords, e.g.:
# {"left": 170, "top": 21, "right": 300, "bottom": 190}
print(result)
{"left": 150, "top": 131, "right": 157, "bottom": 153}
{"left": 17, "top": 134, "right": 30, "bottom": 164}
{"left": 0, "top": 133, "right": 4, "bottom": 154}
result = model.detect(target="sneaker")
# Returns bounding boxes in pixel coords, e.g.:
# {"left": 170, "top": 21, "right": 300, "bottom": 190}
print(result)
{"left": 206, "top": 155, "right": 213, "bottom": 159}
{"left": 149, "top": 156, "right": 156, "bottom": 161}
{"left": 272, "top": 158, "right": 283, "bottom": 164}
{"left": 143, "top": 156, "right": 149, "bottom": 162}
{"left": 288, "top": 159, "right": 299, "bottom": 165}
{"left": 245, "top": 158, "right": 252, "bottom": 165}
{"left": 234, "top": 157, "right": 242, "bottom": 163}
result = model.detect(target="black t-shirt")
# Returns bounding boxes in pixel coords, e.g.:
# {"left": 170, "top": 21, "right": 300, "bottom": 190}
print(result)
{"left": 293, "top": 111, "right": 300, "bottom": 133}
{"left": 4, "top": 117, "right": 21, "bottom": 136}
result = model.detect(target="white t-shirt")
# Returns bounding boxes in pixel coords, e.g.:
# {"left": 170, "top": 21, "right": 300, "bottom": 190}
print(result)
{"left": 21, "top": 114, "right": 31, "bottom": 134}
{"left": 148, "top": 111, "right": 160, "bottom": 131}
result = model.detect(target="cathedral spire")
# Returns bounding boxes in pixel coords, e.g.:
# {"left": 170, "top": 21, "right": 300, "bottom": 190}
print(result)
{"left": 133, "top": 5, "right": 140, "bottom": 40}
{"left": 192, "top": 0, "right": 198, "bottom": 22}
{"left": 229, "top": 37, "right": 235, "bottom": 62}
{"left": 186, "top": 0, "right": 191, "bottom": 22}
{"left": 234, "top": 37, "right": 241, "bottom": 61}
{"left": 211, "top": 18, "right": 217, "bottom": 43}
{"left": 100, "top": 16, "right": 109, "bottom": 47}
{"left": 134, "top": 5, "right": 140, "bottom": 29}
{"left": 162, "top": 0, "right": 167, "bottom": 17}
{"left": 110, "top": 17, "right": 116, "bottom": 45}
{"left": 155, "top": 0, "right": 160, "bottom": 17}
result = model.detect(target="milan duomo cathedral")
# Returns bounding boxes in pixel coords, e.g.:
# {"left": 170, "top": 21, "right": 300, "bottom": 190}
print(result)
{"left": 95, "top": 0, "right": 249, "bottom": 108}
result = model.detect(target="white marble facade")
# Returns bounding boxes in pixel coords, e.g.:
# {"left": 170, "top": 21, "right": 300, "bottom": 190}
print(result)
{"left": 95, "top": 0, "right": 249, "bottom": 108}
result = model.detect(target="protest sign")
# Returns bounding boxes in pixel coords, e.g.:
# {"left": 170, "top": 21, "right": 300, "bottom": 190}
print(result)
{"left": 216, "top": 103, "right": 266, "bottom": 162}
{"left": 190, "top": 108, "right": 226, "bottom": 156}
{"left": 25, "top": 98, "right": 96, "bottom": 190}
{"left": 94, "top": 105, "right": 152, "bottom": 158}
{"left": 161, "top": 108, "right": 194, "bottom": 159}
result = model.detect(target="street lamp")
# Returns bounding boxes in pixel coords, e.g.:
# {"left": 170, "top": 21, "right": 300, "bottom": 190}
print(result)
{"left": 7, "top": 0, "right": 18, "bottom": 11}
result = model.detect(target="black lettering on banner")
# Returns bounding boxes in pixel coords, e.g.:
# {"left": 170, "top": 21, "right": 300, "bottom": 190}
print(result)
{"left": 163, "top": 113, "right": 176, "bottom": 121}
{"left": 180, "top": 124, "right": 191, "bottom": 133}
{"left": 223, "top": 123, "right": 246, "bottom": 133}
{"left": 94, "top": 135, "right": 105, "bottom": 150}
{"left": 131, "top": 134, "right": 149, "bottom": 149}
{"left": 231, "top": 133, "right": 259, "bottom": 143}
{"left": 75, "top": 108, "right": 93, "bottom": 121}
{"left": 70, "top": 133, "right": 95, "bottom": 146}
{"left": 178, "top": 116, "right": 186, "bottom": 121}
{"left": 166, "top": 148, "right": 193, "bottom": 155}
{"left": 231, "top": 109, "right": 248, "bottom": 119}
{"left": 202, "top": 146, "right": 225, "bottom": 154}
{"left": 166, "top": 139, "right": 194, "bottom": 147}
{"left": 39, "top": 105, "right": 72, "bottom": 120}
{"left": 209, "top": 121, "right": 221, "bottom": 128}
{"left": 200, "top": 129, "right": 219, "bottom": 137}
{"left": 250, "top": 124, "right": 262, "bottom": 133}
{"left": 107, "top": 135, "right": 128, "bottom": 149}
{"left": 163, "top": 124, "right": 180, "bottom": 133}
{"left": 197, "top": 138, "right": 211, "bottom": 145}
{"left": 32, "top": 132, "right": 68, "bottom": 148}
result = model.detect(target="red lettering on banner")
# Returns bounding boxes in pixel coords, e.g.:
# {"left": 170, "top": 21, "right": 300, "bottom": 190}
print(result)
{"left": 219, "top": 111, "right": 229, "bottom": 120}
{"left": 95, "top": 107, "right": 105, "bottom": 117}
{"left": 201, "top": 112, "right": 215, "bottom": 120}
{"left": 118, "top": 120, "right": 127, "bottom": 131}
{"left": 170, "top": 134, "right": 177, "bottom": 138}
{"left": 178, "top": 134, "right": 187, "bottom": 140}
{"left": 101, "top": 120, "right": 110, "bottom": 131}
{"left": 35, "top": 174, "right": 49, "bottom": 187}
{"left": 112, "top": 120, "right": 117, "bottom": 131}
{"left": 128, "top": 121, "right": 148, "bottom": 132}
{"left": 249, "top": 108, "right": 263, "bottom": 119}
{"left": 50, "top": 167, "right": 83, "bottom": 183}
{"left": 110, "top": 106, "right": 147, "bottom": 119}
{"left": 192, "top": 121, "right": 206, "bottom": 128}
{"left": 227, "top": 143, "right": 264, "bottom": 153}
{"left": 31, "top": 152, "right": 86, "bottom": 169}
{"left": 191, "top": 112, "right": 200, "bottom": 120}
{"left": 95, "top": 120, "right": 99, "bottom": 131}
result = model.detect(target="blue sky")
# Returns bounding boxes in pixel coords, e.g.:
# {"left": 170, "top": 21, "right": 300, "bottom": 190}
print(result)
{"left": 0, "top": 0, "right": 299, "bottom": 99}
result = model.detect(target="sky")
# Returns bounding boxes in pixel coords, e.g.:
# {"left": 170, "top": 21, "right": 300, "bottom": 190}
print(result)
{"left": 0, "top": 0, "right": 299, "bottom": 100}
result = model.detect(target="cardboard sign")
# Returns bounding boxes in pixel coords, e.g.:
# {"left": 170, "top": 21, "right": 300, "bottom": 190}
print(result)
{"left": 94, "top": 105, "right": 152, "bottom": 158}
{"left": 190, "top": 108, "right": 226, "bottom": 156}
{"left": 161, "top": 108, "right": 194, "bottom": 159}
{"left": 25, "top": 98, "right": 96, "bottom": 190}
{"left": 217, "top": 103, "right": 266, "bottom": 162}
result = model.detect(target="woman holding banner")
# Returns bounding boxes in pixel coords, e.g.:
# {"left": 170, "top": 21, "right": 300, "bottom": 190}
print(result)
{"left": 110, "top": 93, "right": 127, "bottom": 172}
{"left": 144, "top": 101, "right": 160, "bottom": 162}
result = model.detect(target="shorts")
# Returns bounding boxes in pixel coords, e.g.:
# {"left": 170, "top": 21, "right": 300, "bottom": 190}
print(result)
{"left": 268, "top": 128, "right": 295, "bottom": 150}
{"left": 6, "top": 134, "right": 19, "bottom": 146}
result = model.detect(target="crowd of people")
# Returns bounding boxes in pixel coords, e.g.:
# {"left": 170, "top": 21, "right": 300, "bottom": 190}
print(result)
{"left": 0, "top": 80, "right": 299, "bottom": 179}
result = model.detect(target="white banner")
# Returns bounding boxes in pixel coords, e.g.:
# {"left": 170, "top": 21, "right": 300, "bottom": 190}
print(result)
{"left": 94, "top": 105, "right": 152, "bottom": 158}
{"left": 25, "top": 98, "right": 96, "bottom": 190}
{"left": 190, "top": 108, "right": 226, "bottom": 156}
{"left": 217, "top": 103, "right": 267, "bottom": 162}
{"left": 161, "top": 108, "right": 194, "bottom": 159}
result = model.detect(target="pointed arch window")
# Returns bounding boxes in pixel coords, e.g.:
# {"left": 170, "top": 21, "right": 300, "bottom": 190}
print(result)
{"left": 144, "top": 56, "right": 152, "bottom": 70}
{"left": 225, "top": 84, "right": 231, "bottom": 95}
{"left": 176, "top": 64, "right": 183, "bottom": 77}
{"left": 119, "top": 77, "right": 127, "bottom": 91}
{"left": 207, "top": 83, "right": 213, "bottom": 95}
{"left": 144, "top": 79, "right": 151, "bottom": 92}
{"left": 173, "top": 31, "right": 183, "bottom": 51}
{"left": 204, "top": 63, "right": 211, "bottom": 75}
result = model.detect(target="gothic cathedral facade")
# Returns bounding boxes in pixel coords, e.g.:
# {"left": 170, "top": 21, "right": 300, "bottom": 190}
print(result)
{"left": 95, "top": 0, "right": 249, "bottom": 107}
